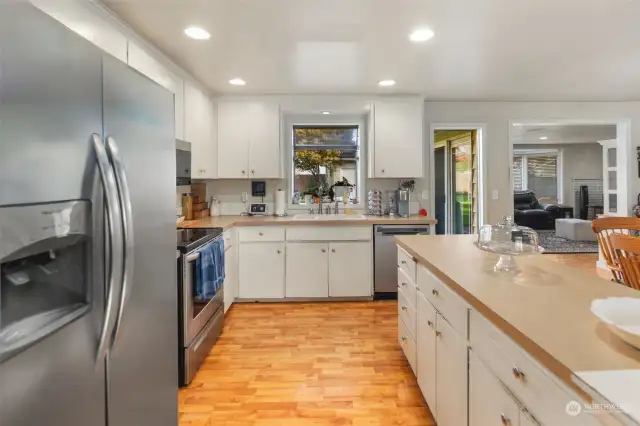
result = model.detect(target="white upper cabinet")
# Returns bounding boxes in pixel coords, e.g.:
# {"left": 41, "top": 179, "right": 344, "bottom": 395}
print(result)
{"left": 217, "top": 102, "right": 250, "bottom": 178}
{"left": 32, "top": 0, "right": 127, "bottom": 62}
{"left": 127, "top": 41, "right": 184, "bottom": 140}
{"left": 185, "top": 81, "right": 216, "bottom": 179}
{"left": 217, "top": 101, "right": 281, "bottom": 179}
{"left": 370, "top": 99, "right": 424, "bottom": 178}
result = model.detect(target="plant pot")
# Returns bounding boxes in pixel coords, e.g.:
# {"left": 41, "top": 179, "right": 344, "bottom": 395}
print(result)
{"left": 333, "top": 186, "right": 351, "bottom": 199}
{"left": 304, "top": 194, "right": 313, "bottom": 205}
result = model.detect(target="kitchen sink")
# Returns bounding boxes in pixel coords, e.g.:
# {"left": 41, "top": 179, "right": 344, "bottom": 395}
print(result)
{"left": 292, "top": 213, "right": 366, "bottom": 220}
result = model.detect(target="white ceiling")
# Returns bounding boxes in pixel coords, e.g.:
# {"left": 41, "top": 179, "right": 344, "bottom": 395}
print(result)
{"left": 511, "top": 124, "right": 617, "bottom": 145}
{"left": 103, "top": 0, "right": 640, "bottom": 100}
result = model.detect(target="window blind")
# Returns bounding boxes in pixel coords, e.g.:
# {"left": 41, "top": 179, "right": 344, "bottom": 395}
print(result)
{"left": 513, "top": 156, "right": 524, "bottom": 191}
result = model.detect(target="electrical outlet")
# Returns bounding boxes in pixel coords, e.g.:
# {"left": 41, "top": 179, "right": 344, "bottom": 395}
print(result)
{"left": 421, "top": 190, "right": 429, "bottom": 200}
{"left": 492, "top": 189, "right": 499, "bottom": 200}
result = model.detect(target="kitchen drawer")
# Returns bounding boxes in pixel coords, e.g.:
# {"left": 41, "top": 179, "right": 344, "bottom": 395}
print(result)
{"left": 286, "top": 226, "right": 371, "bottom": 241}
{"left": 398, "top": 285, "right": 416, "bottom": 339}
{"left": 469, "top": 310, "right": 599, "bottom": 426}
{"left": 398, "top": 315, "right": 417, "bottom": 375}
{"left": 397, "top": 246, "right": 416, "bottom": 283}
{"left": 398, "top": 267, "right": 417, "bottom": 309}
{"left": 238, "top": 226, "right": 285, "bottom": 242}
{"left": 223, "top": 229, "right": 235, "bottom": 248}
{"left": 419, "top": 265, "right": 468, "bottom": 337}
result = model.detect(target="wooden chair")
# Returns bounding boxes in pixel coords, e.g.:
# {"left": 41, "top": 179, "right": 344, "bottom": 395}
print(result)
{"left": 610, "top": 233, "right": 640, "bottom": 290}
{"left": 592, "top": 217, "right": 640, "bottom": 283}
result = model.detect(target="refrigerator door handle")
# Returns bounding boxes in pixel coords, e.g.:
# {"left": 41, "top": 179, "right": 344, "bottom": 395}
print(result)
{"left": 92, "top": 133, "right": 125, "bottom": 365}
{"left": 105, "top": 135, "right": 134, "bottom": 350}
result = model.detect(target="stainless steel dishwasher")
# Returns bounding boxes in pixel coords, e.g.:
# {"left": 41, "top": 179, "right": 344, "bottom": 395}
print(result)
{"left": 374, "top": 225, "right": 431, "bottom": 299}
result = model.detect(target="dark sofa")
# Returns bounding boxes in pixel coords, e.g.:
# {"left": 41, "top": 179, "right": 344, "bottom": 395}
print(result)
{"left": 514, "top": 191, "right": 560, "bottom": 230}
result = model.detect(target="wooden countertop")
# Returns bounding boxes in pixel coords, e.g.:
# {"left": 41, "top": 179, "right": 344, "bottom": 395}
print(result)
{"left": 179, "top": 214, "right": 437, "bottom": 230}
{"left": 396, "top": 235, "right": 640, "bottom": 404}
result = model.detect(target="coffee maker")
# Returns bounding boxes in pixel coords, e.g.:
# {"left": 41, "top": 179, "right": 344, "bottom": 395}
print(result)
{"left": 397, "top": 190, "right": 410, "bottom": 218}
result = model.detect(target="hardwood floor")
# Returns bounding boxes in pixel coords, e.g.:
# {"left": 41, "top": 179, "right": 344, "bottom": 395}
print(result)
{"left": 178, "top": 301, "right": 435, "bottom": 426}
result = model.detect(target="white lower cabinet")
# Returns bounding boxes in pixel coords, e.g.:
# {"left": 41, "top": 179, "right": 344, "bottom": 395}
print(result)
{"left": 436, "top": 315, "right": 467, "bottom": 426}
{"left": 329, "top": 242, "right": 372, "bottom": 297}
{"left": 469, "top": 350, "right": 521, "bottom": 426}
{"left": 416, "top": 291, "right": 437, "bottom": 417}
{"left": 286, "top": 243, "right": 329, "bottom": 298}
{"left": 238, "top": 242, "right": 285, "bottom": 299}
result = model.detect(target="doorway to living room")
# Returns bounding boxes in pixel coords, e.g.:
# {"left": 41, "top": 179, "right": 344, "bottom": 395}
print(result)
{"left": 432, "top": 128, "right": 483, "bottom": 235}
{"left": 509, "top": 122, "right": 621, "bottom": 254}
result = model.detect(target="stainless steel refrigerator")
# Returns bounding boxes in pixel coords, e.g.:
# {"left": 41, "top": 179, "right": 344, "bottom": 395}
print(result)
{"left": 0, "top": 3, "right": 178, "bottom": 426}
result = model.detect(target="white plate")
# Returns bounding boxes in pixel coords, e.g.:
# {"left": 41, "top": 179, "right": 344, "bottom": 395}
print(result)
{"left": 591, "top": 297, "right": 640, "bottom": 349}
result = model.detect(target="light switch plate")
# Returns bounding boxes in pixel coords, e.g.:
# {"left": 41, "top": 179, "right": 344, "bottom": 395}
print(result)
{"left": 492, "top": 189, "right": 499, "bottom": 200}
{"left": 421, "top": 190, "right": 429, "bottom": 200}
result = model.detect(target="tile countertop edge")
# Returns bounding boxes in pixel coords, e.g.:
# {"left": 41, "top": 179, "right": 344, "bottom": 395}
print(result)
{"left": 394, "top": 235, "right": 640, "bottom": 412}
{"left": 179, "top": 215, "right": 437, "bottom": 230}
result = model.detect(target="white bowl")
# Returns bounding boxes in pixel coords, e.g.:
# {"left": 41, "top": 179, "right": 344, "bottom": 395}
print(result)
{"left": 591, "top": 297, "right": 640, "bottom": 349}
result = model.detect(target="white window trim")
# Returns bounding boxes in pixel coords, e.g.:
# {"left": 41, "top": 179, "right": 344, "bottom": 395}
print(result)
{"left": 513, "top": 148, "right": 563, "bottom": 204}
{"left": 285, "top": 115, "right": 366, "bottom": 210}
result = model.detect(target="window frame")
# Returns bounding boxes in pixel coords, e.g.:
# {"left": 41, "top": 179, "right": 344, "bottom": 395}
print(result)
{"left": 513, "top": 148, "right": 563, "bottom": 204}
{"left": 285, "top": 115, "right": 366, "bottom": 210}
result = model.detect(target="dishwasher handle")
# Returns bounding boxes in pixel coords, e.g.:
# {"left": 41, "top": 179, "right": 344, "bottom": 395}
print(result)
{"left": 375, "top": 225, "right": 430, "bottom": 235}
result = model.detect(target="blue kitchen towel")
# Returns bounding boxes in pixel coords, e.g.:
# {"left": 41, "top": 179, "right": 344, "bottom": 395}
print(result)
{"left": 195, "top": 241, "right": 217, "bottom": 300}
{"left": 214, "top": 239, "right": 225, "bottom": 292}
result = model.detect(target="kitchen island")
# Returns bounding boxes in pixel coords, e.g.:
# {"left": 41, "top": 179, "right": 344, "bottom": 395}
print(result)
{"left": 396, "top": 234, "right": 640, "bottom": 426}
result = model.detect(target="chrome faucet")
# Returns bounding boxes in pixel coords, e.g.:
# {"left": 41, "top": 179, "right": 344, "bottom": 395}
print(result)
{"left": 316, "top": 188, "right": 324, "bottom": 214}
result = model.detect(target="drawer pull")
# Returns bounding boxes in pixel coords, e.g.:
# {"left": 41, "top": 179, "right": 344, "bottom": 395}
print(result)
{"left": 321, "top": 248, "right": 326, "bottom": 253}
{"left": 432, "top": 288, "right": 439, "bottom": 296}
{"left": 435, "top": 331, "right": 442, "bottom": 337}
{"left": 401, "top": 260, "right": 407, "bottom": 264}
{"left": 259, "top": 232, "right": 264, "bottom": 236}
{"left": 401, "top": 305, "right": 407, "bottom": 311}
{"left": 427, "top": 320, "right": 433, "bottom": 327}
{"left": 401, "top": 336, "right": 407, "bottom": 341}
{"left": 512, "top": 366, "right": 526, "bottom": 380}
{"left": 401, "top": 282, "right": 407, "bottom": 286}
{"left": 500, "top": 414, "right": 511, "bottom": 425}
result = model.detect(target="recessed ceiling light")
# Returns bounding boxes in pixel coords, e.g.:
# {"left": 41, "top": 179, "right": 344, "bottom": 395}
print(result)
{"left": 378, "top": 80, "right": 396, "bottom": 87}
{"left": 322, "top": 111, "right": 331, "bottom": 115}
{"left": 184, "top": 26, "right": 210, "bottom": 40}
{"left": 229, "top": 78, "right": 246, "bottom": 86}
{"left": 540, "top": 136, "right": 548, "bottom": 140}
{"left": 409, "top": 28, "right": 435, "bottom": 43}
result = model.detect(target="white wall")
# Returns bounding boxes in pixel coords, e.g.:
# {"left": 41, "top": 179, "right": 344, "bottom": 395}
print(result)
{"left": 424, "top": 102, "right": 638, "bottom": 223}
{"left": 513, "top": 142, "right": 603, "bottom": 208}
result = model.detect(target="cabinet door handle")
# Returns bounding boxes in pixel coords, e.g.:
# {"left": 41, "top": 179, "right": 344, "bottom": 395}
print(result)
{"left": 500, "top": 414, "right": 511, "bottom": 425}
{"left": 241, "top": 170, "right": 246, "bottom": 174}
{"left": 259, "top": 232, "right": 264, "bottom": 236}
{"left": 401, "top": 282, "right": 407, "bottom": 286}
{"left": 401, "top": 336, "right": 407, "bottom": 342}
{"left": 432, "top": 288, "right": 439, "bottom": 296}
{"left": 321, "top": 248, "right": 326, "bottom": 253}
{"left": 381, "top": 169, "right": 385, "bottom": 173}
{"left": 427, "top": 320, "right": 433, "bottom": 327}
{"left": 277, "top": 249, "right": 282, "bottom": 254}
{"left": 251, "top": 169, "right": 255, "bottom": 174}
{"left": 401, "top": 305, "right": 407, "bottom": 311}
{"left": 512, "top": 366, "right": 526, "bottom": 380}
{"left": 435, "top": 331, "right": 442, "bottom": 337}
{"left": 401, "top": 260, "right": 407, "bottom": 264}
{"left": 331, "top": 249, "right": 336, "bottom": 253}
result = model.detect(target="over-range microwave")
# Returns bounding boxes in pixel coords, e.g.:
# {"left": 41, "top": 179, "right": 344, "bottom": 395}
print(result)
{"left": 176, "top": 139, "right": 191, "bottom": 186}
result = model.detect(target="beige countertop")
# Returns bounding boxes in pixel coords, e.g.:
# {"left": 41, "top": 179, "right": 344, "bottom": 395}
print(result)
{"left": 396, "top": 234, "right": 640, "bottom": 400}
{"left": 179, "top": 214, "right": 437, "bottom": 230}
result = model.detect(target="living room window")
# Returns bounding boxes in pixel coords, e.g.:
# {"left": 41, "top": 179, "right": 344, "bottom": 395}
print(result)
{"left": 513, "top": 150, "right": 562, "bottom": 204}
{"left": 291, "top": 125, "right": 360, "bottom": 205}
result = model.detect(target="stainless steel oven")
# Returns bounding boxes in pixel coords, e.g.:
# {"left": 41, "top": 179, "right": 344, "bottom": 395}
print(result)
{"left": 177, "top": 228, "right": 224, "bottom": 386}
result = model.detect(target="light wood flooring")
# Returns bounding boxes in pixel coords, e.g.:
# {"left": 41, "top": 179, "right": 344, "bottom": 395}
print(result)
{"left": 179, "top": 301, "right": 435, "bottom": 426}
{"left": 178, "top": 253, "right": 604, "bottom": 426}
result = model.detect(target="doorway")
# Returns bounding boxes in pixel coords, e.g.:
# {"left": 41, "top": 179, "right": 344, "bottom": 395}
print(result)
{"left": 433, "top": 130, "right": 478, "bottom": 235}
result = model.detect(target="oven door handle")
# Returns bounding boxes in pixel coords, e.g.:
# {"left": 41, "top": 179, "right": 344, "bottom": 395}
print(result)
{"left": 92, "top": 133, "right": 124, "bottom": 366}
{"left": 106, "top": 136, "right": 134, "bottom": 352}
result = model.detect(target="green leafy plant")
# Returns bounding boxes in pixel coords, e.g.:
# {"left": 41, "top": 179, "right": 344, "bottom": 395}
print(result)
{"left": 294, "top": 149, "right": 343, "bottom": 195}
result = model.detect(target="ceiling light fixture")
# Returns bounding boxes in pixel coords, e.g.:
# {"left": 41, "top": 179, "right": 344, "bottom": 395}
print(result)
{"left": 322, "top": 111, "right": 331, "bottom": 115}
{"left": 184, "top": 26, "right": 211, "bottom": 40}
{"left": 378, "top": 80, "right": 396, "bottom": 87}
{"left": 229, "top": 78, "right": 246, "bottom": 86}
{"left": 540, "top": 136, "right": 548, "bottom": 140}
{"left": 409, "top": 28, "right": 435, "bottom": 43}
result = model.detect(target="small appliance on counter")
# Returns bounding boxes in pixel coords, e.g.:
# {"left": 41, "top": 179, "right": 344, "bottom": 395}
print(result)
{"left": 397, "top": 190, "right": 411, "bottom": 218}
{"left": 177, "top": 228, "right": 225, "bottom": 386}
{"left": 249, "top": 203, "right": 268, "bottom": 215}
{"left": 368, "top": 190, "right": 383, "bottom": 216}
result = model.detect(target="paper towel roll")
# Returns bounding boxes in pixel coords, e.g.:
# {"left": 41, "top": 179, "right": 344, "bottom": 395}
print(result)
{"left": 275, "top": 189, "right": 286, "bottom": 216}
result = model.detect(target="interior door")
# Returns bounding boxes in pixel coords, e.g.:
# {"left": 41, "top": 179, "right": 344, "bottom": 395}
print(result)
{"left": 0, "top": 4, "right": 106, "bottom": 426}
{"left": 434, "top": 147, "right": 447, "bottom": 235}
{"left": 102, "top": 55, "right": 178, "bottom": 426}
